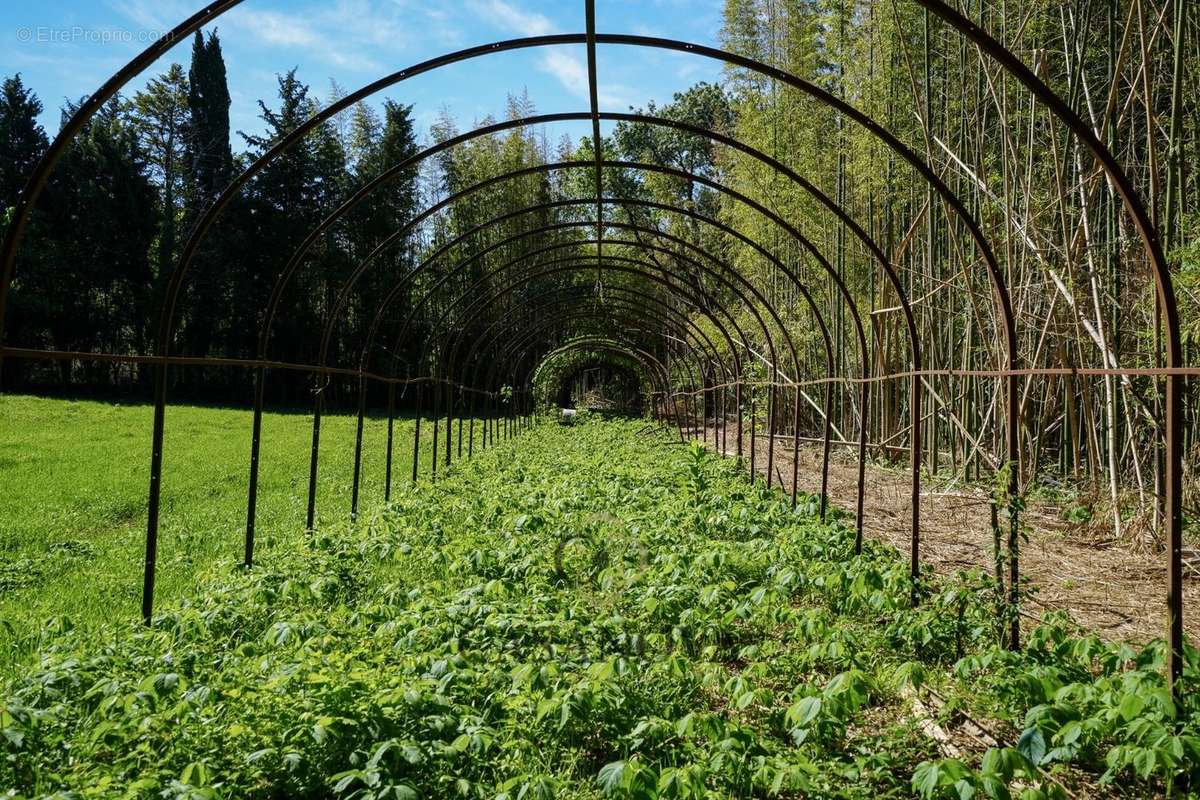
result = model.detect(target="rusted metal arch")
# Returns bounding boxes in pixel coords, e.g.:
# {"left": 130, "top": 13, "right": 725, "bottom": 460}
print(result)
{"left": 450, "top": 284, "right": 737, "bottom": 411}
{"left": 445, "top": 284, "right": 737, "bottom": 437}
{"left": 219, "top": 145, "right": 878, "bottom": 587}
{"left": 473, "top": 300, "right": 718, "bottom": 439}
{"left": 390, "top": 252, "right": 762, "bottom": 475}
{"left": 412, "top": 235, "right": 787, "bottom": 484}
{"left": 405, "top": 219, "right": 771, "bottom": 417}
{"left": 288, "top": 152, "right": 863, "bottom": 498}
{"left": 478, "top": 319, "right": 698, "bottom": 452}
{"left": 447, "top": 283, "right": 743, "bottom": 467}
{"left": 431, "top": 275, "right": 736, "bottom": 491}
{"left": 424, "top": 286, "right": 725, "bottom": 466}
{"left": 495, "top": 323, "right": 702, "bottom": 453}
{"left": 452, "top": 292, "right": 733, "bottom": 446}
{"left": 404, "top": 254, "right": 752, "bottom": 440}
{"left": 516, "top": 304, "right": 720, "bottom": 422}
{"left": 390, "top": 194, "right": 841, "bottom": 514}
{"left": 216, "top": 133, "right": 878, "bottom": 576}
{"left": 380, "top": 231, "right": 796, "bottom": 484}
{"left": 376, "top": 227, "right": 794, "bottom": 418}
{"left": 481, "top": 312, "right": 709, "bottom": 452}
{"left": 482, "top": 328, "right": 686, "bottom": 448}
{"left": 247, "top": 132, "right": 885, "bottom": 559}
{"left": 529, "top": 338, "right": 675, "bottom": 420}
{"left": 487, "top": 308, "right": 722, "bottom": 450}
{"left": 333, "top": 221, "right": 774, "bottom": 494}
{"left": 0, "top": 2, "right": 1177, "bottom": 677}
{"left": 463, "top": 316, "right": 686, "bottom": 455}
{"left": 482, "top": 309, "right": 709, "bottom": 435}
{"left": 528, "top": 336, "right": 670, "bottom": 410}
{"left": 320, "top": 159, "right": 876, "bottom": 540}
{"left": 302, "top": 163, "right": 867, "bottom": 532}
{"left": 433, "top": 259, "right": 754, "bottom": 461}
{"left": 913, "top": 0, "right": 1185, "bottom": 695}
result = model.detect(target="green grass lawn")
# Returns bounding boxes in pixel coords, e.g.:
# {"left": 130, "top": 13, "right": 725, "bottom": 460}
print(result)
{"left": 0, "top": 394, "right": 485, "bottom": 664}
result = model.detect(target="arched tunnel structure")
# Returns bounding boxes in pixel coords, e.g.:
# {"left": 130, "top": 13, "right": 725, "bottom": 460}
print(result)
{"left": 0, "top": 0, "right": 1191, "bottom": 701}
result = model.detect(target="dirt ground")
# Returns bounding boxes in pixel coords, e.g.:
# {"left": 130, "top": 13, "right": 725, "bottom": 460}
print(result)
{"left": 695, "top": 424, "right": 1199, "bottom": 645}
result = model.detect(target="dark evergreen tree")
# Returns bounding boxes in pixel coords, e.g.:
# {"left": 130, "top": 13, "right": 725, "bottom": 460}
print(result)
{"left": 187, "top": 31, "right": 233, "bottom": 203}
{"left": 127, "top": 64, "right": 190, "bottom": 285}
{"left": 177, "top": 30, "right": 235, "bottom": 381}
{"left": 26, "top": 98, "right": 156, "bottom": 383}
{"left": 344, "top": 100, "right": 420, "bottom": 370}
{"left": 239, "top": 70, "right": 349, "bottom": 395}
{"left": 0, "top": 74, "right": 48, "bottom": 211}
{"left": 0, "top": 74, "right": 50, "bottom": 387}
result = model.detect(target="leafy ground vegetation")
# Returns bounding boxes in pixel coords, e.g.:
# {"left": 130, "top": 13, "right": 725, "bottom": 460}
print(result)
{"left": 0, "top": 394, "right": 441, "bottom": 661}
{"left": 1, "top": 414, "right": 1197, "bottom": 799}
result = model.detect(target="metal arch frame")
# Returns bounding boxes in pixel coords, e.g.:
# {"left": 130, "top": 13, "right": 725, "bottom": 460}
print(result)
{"left": 418, "top": 241, "right": 779, "bottom": 487}
{"left": 495, "top": 313, "right": 714, "bottom": 442}
{"left": 455, "top": 294, "right": 733, "bottom": 448}
{"left": 428, "top": 291, "right": 723, "bottom": 464}
{"left": 528, "top": 337, "right": 672, "bottom": 417}
{"left": 447, "top": 283, "right": 742, "bottom": 465}
{"left": 390, "top": 196, "right": 840, "bottom": 511}
{"left": 398, "top": 263, "right": 729, "bottom": 462}
{"left": 414, "top": 256, "right": 755, "bottom": 460}
{"left": 480, "top": 328, "right": 686, "bottom": 448}
{"left": 380, "top": 231, "right": 795, "bottom": 447}
{"left": 529, "top": 342, "right": 659, "bottom": 411}
{"left": 446, "top": 284, "right": 738, "bottom": 441}
{"left": 386, "top": 237, "right": 794, "bottom": 490}
{"left": 0, "top": 1, "right": 1181, "bottom": 687}
{"left": 483, "top": 315, "right": 709, "bottom": 451}
{"left": 446, "top": 272, "right": 742, "bottom": 446}
{"left": 520, "top": 311, "right": 705, "bottom": 412}
{"left": 314, "top": 158, "right": 875, "bottom": 541}
{"left": 485, "top": 311, "right": 708, "bottom": 432}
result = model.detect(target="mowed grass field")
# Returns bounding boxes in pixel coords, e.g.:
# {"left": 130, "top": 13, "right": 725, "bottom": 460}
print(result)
{"left": 0, "top": 394, "right": 469, "bottom": 667}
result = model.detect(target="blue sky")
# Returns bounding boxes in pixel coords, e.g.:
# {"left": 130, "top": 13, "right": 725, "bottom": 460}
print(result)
{"left": 1, "top": 0, "right": 725, "bottom": 150}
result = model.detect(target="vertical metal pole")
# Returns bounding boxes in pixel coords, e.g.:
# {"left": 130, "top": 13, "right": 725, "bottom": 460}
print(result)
{"left": 142, "top": 362, "right": 168, "bottom": 624}
{"left": 1008, "top": 371, "right": 1021, "bottom": 649}
{"left": 909, "top": 373, "right": 921, "bottom": 606}
{"left": 431, "top": 382, "right": 440, "bottom": 480}
{"left": 749, "top": 390, "right": 757, "bottom": 482}
{"left": 444, "top": 383, "right": 453, "bottom": 468}
{"left": 791, "top": 386, "right": 802, "bottom": 508}
{"left": 736, "top": 381, "right": 743, "bottom": 464}
{"left": 411, "top": 385, "right": 421, "bottom": 485}
{"left": 384, "top": 382, "right": 395, "bottom": 502}
{"left": 1167, "top": 374, "right": 1183, "bottom": 696}
{"left": 245, "top": 365, "right": 266, "bottom": 567}
{"left": 305, "top": 385, "right": 322, "bottom": 532}
{"left": 350, "top": 376, "right": 366, "bottom": 520}
{"left": 855, "top": 380, "right": 869, "bottom": 554}
{"left": 766, "top": 382, "right": 776, "bottom": 489}
{"left": 819, "top": 377, "right": 833, "bottom": 520}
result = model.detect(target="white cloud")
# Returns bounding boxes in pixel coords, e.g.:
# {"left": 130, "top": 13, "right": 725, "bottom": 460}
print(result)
{"left": 470, "top": 0, "right": 557, "bottom": 37}
{"left": 219, "top": 0, "right": 425, "bottom": 73}
{"left": 538, "top": 49, "right": 587, "bottom": 95}
{"left": 538, "top": 49, "right": 635, "bottom": 109}
{"left": 229, "top": 9, "right": 321, "bottom": 47}
{"left": 107, "top": 0, "right": 194, "bottom": 32}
